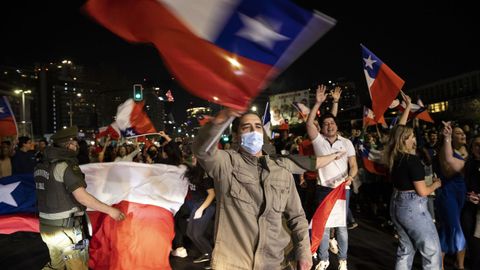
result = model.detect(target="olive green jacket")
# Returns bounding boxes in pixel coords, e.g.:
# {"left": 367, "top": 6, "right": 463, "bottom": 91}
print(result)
{"left": 193, "top": 122, "right": 312, "bottom": 270}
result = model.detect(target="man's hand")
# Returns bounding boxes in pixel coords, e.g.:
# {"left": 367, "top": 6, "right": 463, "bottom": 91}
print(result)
{"left": 298, "top": 259, "right": 313, "bottom": 270}
{"left": 193, "top": 208, "right": 204, "bottom": 219}
{"left": 212, "top": 108, "right": 243, "bottom": 124}
{"left": 345, "top": 175, "right": 354, "bottom": 186}
{"left": 316, "top": 85, "right": 327, "bottom": 104}
{"left": 109, "top": 207, "right": 126, "bottom": 221}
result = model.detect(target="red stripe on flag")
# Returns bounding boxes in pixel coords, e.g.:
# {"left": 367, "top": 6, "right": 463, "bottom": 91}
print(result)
{"left": 131, "top": 101, "right": 157, "bottom": 134}
{"left": 88, "top": 200, "right": 174, "bottom": 270}
{"left": 84, "top": 0, "right": 273, "bottom": 111}
{"left": 0, "top": 213, "right": 39, "bottom": 234}
{"left": 370, "top": 66, "right": 404, "bottom": 122}
{"left": 310, "top": 181, "right": 347, "bottom": 254}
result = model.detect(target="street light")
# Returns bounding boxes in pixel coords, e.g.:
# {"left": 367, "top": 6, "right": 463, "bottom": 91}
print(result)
{"left": 14, "top": 89, "right": 32, "bottom": 123}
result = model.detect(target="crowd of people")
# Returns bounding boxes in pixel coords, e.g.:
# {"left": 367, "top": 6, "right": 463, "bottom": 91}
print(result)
{"left": 1, "top": 85, "right": 479, "bottom": 270}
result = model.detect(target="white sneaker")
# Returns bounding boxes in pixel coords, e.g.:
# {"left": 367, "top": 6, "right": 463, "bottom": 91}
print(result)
{"left": 329, "top": 238, "right": 339, "bottom": 254}
{"left": 338, "top": 259, "right": 347, "bottom": 270}
{"left": 171, "top": 247, "right": 188, "bottom": 258}
{"left": 315, "top": 260, "right": 329, "bottom": 270}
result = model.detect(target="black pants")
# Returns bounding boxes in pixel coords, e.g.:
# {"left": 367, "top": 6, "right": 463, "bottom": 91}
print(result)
{"left": 186, "top": 200, "right": 215, "bottom": 254}
{"left": 172, "top": 203, "right": 190, "bottom": 249}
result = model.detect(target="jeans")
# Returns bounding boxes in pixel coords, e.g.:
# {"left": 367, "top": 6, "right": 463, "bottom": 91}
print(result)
{"left": 186, "top": 200, "right": 215, "bottom": 254}
{"left": 390, "top": 190, "right": 441, "bottom": 270}
{"left": 315, "top": 186, "right": 349, "bottom": 261}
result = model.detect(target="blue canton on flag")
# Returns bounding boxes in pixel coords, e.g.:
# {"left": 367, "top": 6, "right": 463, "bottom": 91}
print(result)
{"left": 0, "top": 174, "right": 37, "bottom": 215}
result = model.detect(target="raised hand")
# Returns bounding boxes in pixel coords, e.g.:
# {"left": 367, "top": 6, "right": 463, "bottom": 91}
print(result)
{"left": 400, "top": 91, "right": 411, "bottom": 107}
{"left": 331, "top": 86, "right": 342, "bottom": 102}
{"left": 316, "top": 85, "right": 327, "bottom": 104}
{"left": 441, "top": 121, "right": 452, "bottom": 138}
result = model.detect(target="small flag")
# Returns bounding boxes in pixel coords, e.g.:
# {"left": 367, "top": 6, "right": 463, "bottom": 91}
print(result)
{"left": 115, "top": 99, "right": 157, "bottom": 137}
{"left": 97, "top": 122, "right": 121, "bottom": 140}
{"left": 361, "top": 45, "right": 404, "bottom": 121}
{"left": 0, "top": 96, "right": 18, "bottom": 137}
{"left": 262, "top": 102, "right": 272, "bottom": 139}
{"left": 363, "top": 106, "right": 386, "bottom": 127}
{"left": 292, "top": 101, "right": 311, "bottom": 121}
{"left": 358, "top": 142, "right": 387, "bottom": 176}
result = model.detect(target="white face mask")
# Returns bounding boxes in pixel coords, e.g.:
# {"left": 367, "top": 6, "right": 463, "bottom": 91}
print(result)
{"left": 240, "top": 131, "right": 264, "bottom": 155}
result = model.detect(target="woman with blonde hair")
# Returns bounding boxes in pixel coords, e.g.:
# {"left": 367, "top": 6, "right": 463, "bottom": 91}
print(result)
{"left": 384, "top": 125, "right": 442, "bottom": 269}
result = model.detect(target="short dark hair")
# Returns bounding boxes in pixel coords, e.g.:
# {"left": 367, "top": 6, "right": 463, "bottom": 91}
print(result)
{"left": 39, "top": 138, "right": 48, "bottom": 145}
{"left": 18, "top": 136, "right": 31, "bottom": 148}
{"left": 318, "top": 112, "right": 336, "bottom": 126}
{"left": 232, "top": 111, "right": 261, "bottom": 133}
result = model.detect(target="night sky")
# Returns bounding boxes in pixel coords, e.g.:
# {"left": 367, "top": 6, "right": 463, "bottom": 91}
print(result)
{"left": 2, "top": 0, "right": 479, "bottom": 121}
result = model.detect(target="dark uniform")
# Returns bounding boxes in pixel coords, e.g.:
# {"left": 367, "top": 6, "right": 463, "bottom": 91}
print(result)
{"left": 34, "top": 126, "right": 89, "bottom": 270}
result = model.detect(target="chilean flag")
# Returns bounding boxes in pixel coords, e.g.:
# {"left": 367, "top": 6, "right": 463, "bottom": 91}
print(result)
{"left": 361, "top": 45, "right": 404, "bottom": 121}
{"left": 262, "top": 102, "right": 272, "bottom": 139}
{"left": 115, "top": 99, "right": 157, "bottom": 137}
{"left": 84, "top": 0, "right": 336, "bottom": 111}
{"left": 80, "top": 162, "right": 189, "bottom": 270}
{"left": 310, "top": 181, "right": 347, "bottom": 254}
{"left": 363, "top": 106, "right": 386, "bottom": 127}
{"left": 0, "top": 174, "right": 39, "bottom": 234}
{"left": 0, "top": 96, "right": 18, "bottom": 137}
{"left": 389, "top": 98, "right": 434, "bottom": 123}
{"left": 358, "top": 142, "right": 387, "bottom": 176}
{"left": 97, "top": 121, "right": 121, "bottom": 140}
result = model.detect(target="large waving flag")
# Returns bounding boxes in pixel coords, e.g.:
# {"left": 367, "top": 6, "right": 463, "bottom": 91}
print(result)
{"left": 310, "top": 181, "right": 347, "bottom": 254}
{"left": 80, "top": 162, "right": 189, "bottom": 270}
{"left": 358, "top": 142, "right": 387, "bottom": 176}
{"left": 0, "top": 96, "right": 18, "bottom": 137}
{"left": 361, "top": 45, "right": 404, "bottom": 121}
{"left": 0, "top": 174, "right": 39, "bottom": 234}
{"left": 84, "top": 0, "right": 336, "bottom": 111}
{"left": 116, "top": 99, "right": 157, "bottom": 137}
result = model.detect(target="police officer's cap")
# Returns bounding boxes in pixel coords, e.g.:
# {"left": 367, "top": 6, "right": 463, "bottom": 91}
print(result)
{"left": 51, "top": 126, "right": 78, "bottom": 144}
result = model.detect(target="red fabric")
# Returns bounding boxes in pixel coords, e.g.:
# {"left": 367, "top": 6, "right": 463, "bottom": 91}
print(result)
{"left": 84, "top": 0, "right": 272, "bottom": 111}
{"left": 369, "top": 66, "right": 404, "bottom": 122}
{"left": 0, "top": 213, "right": 39, "bottom": 234}
{"left": 131, "top": 101, "right": 157, "bottom": 134}
{"left": 88, "top": 201, "right": 174, "bottom": 270}
{"left": 310, "top": 182, "right": 346, "bottom": 254}
{"left": 298, "top": 139, "right": 317, "bottom": 180}
{"left": 97, "top": 124, "right": 121, "bottom": 140}
{"left": 416, "top": 110, "right": 434, "bottom": 123}
{"left": 362, "top": 156, "right": 387, "bottom": 176}
{"left": 0, "top": 116, "right": 17, "bottom": 137}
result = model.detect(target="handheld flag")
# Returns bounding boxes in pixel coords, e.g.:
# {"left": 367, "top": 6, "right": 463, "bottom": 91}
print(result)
{"left": 115, "top": 99, "right": 157, "bottom": 137}
{"left": 358, "top": 142, "right": 387, "bottom": 176}
{"left": 262, "top": 102, "right": 272, "bottom": 139}
{"left": 363, "top": 106, "right": 386, "bottom": 127}
{"left": 361, "top": 45, "right": 404, "bottom": 121}
{"left": 310, "top": 181, "right": 347, "bottom": 254}
{"left": 84, "top": 0, "right": 336, "bottom": 111}
{"left": 97, "top": 122, "right": 121, "bottom": 140}
{"left": 292, "top": 101, "right": 311, "bottom": 121}
{"left": 0, "top": 96, "right": 18, "bottom": 137}
{"left": 389, "top": 98, "right": 434, "bottom": 123}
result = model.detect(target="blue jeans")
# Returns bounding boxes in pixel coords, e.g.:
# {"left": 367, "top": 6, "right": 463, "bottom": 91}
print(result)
{"left": 315, "top": 186, "right": 350, "bottom": 261}
{"left": 390, "top": 190, "right": 441, "bottom": 270}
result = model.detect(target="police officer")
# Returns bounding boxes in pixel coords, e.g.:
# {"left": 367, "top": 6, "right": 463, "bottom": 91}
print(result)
{"left": 34, "top": 126, "right": 125, "bottom": 270}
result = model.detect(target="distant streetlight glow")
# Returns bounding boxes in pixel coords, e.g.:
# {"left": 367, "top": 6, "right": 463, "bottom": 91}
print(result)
{"left": 213, "top": 96, "right": 219, "bottom": 101}
{"left": 251, "top": 105, "right": 257, "bottom": 112}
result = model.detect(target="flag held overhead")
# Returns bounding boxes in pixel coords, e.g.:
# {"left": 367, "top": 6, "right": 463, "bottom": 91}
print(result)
{"left": 361, "top": 45, "right": 404, "bottom": 121}
{"left": 84, "top": 0, "right": 336, "bottom": 110}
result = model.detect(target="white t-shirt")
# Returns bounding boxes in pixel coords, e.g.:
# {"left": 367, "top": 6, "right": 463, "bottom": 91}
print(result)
{"left": 312, "top": 133, "right": 355, "bottom": 188}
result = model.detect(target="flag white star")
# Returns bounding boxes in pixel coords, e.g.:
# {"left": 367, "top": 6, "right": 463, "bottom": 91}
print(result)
{"left": 363, "top": 55, "right": 377, "bottom": 69}
{"left": 0, "top": 181, "right": 20, "bottom": 207}
{"left": 0, "top": 106, "right": 5, "bottom": 113}
{"left": 236, "top": 13, "right": 289, "bottom": 50}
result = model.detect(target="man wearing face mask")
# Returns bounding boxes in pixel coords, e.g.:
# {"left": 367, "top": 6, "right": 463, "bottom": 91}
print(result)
{"left": 193, "top": 109, "right": 312, "bottom": 270}
{"left": 34, "top": 126, "right": 125, "bottom": 270}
